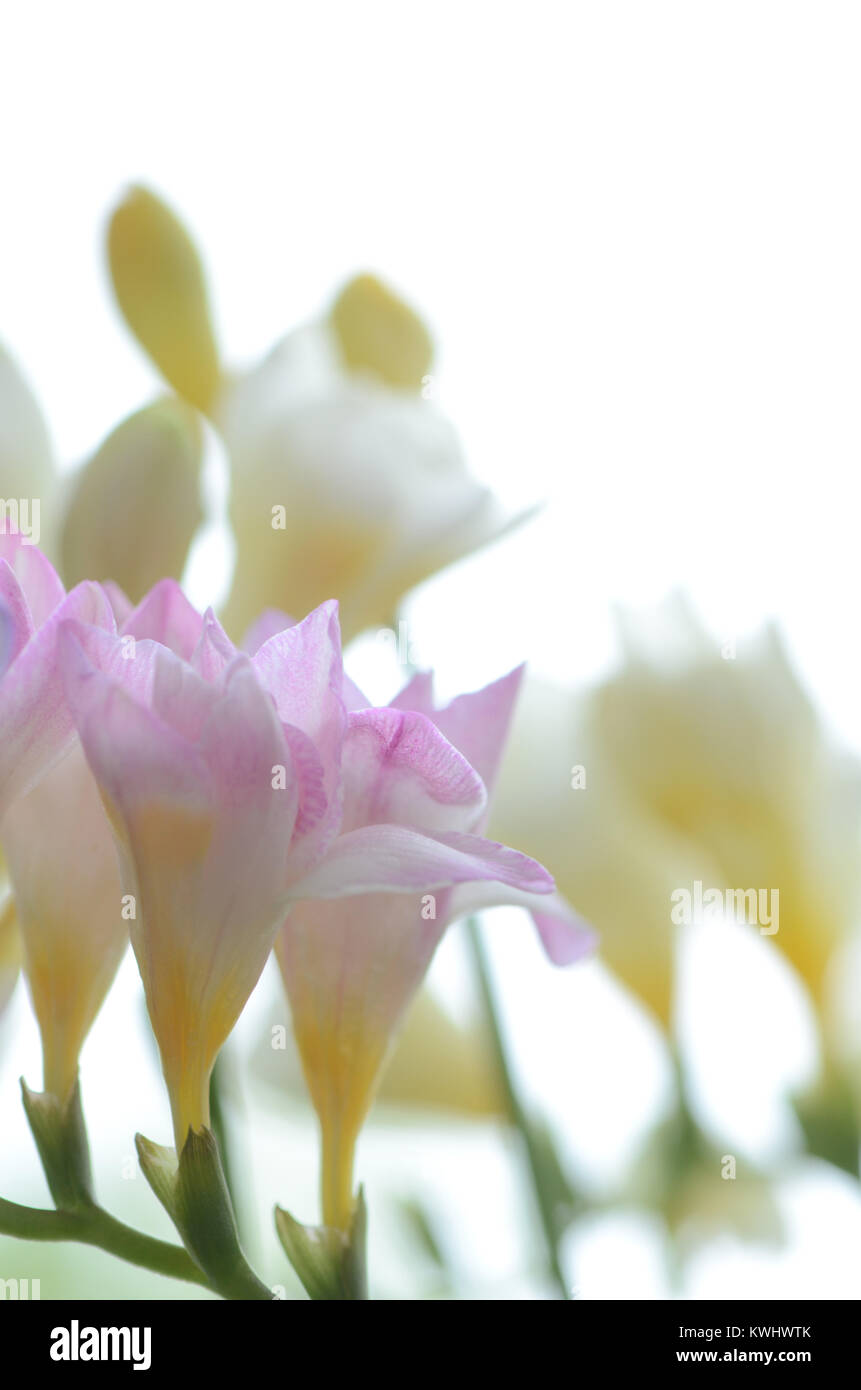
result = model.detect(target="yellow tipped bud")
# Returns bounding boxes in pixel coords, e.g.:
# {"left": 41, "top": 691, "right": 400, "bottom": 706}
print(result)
{"left": 60, "top": 398, "right": 204, "bottom": 601}
{"left": 107, "top": 186, "right": 221, "bottom": 412}
{"left": 330, "top": 273, "right": 433, "bottom": 390}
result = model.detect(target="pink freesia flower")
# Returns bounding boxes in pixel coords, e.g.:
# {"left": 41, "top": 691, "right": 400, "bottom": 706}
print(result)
{"left": 60, "top": 594, "right": 558, "bottom": 1158}
{"left": 0, "top": 536, "right": 119, "bottom": 1099}
{"left": 0, "top": 533, "right": 114, "bottom": 822}
{"left": 274, "top": 656, "right": 593, "bottom": 1232}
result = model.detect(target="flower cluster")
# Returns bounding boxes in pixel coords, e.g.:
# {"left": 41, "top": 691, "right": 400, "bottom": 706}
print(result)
{"left": 0, "top": 530, "right": 590, "bottom": 1297}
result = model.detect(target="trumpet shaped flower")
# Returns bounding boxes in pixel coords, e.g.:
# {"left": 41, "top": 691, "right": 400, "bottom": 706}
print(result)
{"left": 0, "top": 537, "right": 119, "bottom": 1098}
{"left": 491, "top": 596, "right": 861, "bottom": 1026}
{"left": 274, "top": 659, "right": 592, "bottom": 1231}
{"left": 60, "top": 618, "right": 296, "bottom": 1148}
{"left": 0, "top": 534, "right": 113, "bottom": 822}
{"left": 2, "top": 745, "right": 126, "bottom": 1101}
{"left": 61, "top": 594, "right": 559, "bottom": 1160}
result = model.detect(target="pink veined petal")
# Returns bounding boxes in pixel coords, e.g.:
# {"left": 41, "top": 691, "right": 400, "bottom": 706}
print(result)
{"left": 427, "top": 666, "right": 524, "bottom": 802}
{"left": 0, "top": 559, "right": 35, "bottom": 667}
{"left": 341, "top": 707, "right": 486, "bottom": 835}
{"left": 121, "top": 578, "right": 204, "bottom": 659}
{"left": 252, "top": 599, "right": 344, "bottom": 744}
{"left": 253, "top": 599, "right": 347, "bottom": 862}
{"left": 191, "top": 608, "right": 238, "bottom": 681}
{"left": 150, "top": 641, "right": 225, "bottom": 743}
{"left": 0, "top": 535, "right": 65, "bottom": 627}
{"left": 240, "top": 607, "right": 295, "bottom": 655}
{"left": 59, "top": 625, "right": 213, "bottom": 816}
{"left": 59, "top": 621, "right": 164, "bottom": 706}
{"left": 0, "top": 582, "right": 115, "bottom": 821}
{"left": 286, "top": 822, "right": 554, "bottom": 900}
{"left": 197, "top": 655, "right": 295, "bottom": 815}
{"left": 446, "top": 881, "right": 597, "bottom": 966}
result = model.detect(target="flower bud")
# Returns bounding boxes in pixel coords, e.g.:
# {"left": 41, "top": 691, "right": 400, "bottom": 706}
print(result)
{"left": 107, "top": 186, "right": 221, "bottom": 412}
{"left": 60, "top": 399, "right": 204, "bottom": 602}
{"left": 329, "top": 273, "right": 433, "bottom": 391}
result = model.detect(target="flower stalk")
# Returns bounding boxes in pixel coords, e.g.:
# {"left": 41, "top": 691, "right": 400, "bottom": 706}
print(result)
{"left": 465, "top": 916, "right": 571, "bottom": 1300}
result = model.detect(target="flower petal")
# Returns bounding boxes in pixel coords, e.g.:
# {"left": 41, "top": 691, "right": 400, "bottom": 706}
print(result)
{"left": 253, "top": 599, "right": 347, "bottom": 865}
{"left": 424, "top": 666, "right": 524, "bottom": 802}
{"left": 0, "top": 581, "right": 115, "bottom": 819}
{"left": 340, "top": 707, "right": 486, "bottom": 835}
{"left": 288, "top": 823, "right": 553, "bottom": 900}
{"left": 446, "top": 881, "right": 597, "bottom": 965}
{"left": 0, "top": 534, "right": 65, "bottom": 627}
{"left": 122, "top": 577, "right": 204, "bottom": 658}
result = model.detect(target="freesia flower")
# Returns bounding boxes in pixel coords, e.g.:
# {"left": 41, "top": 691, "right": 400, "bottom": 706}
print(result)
{"left": 106, "top": 186, "right": 531, "bottom": 644}
{"left": 491, "top": 596, "right": 861, "bottom": 1027}
{"left": 61, "top": 594, "right": 556, "bottom": 1157}
{"left": 217, "top": 304, "right": 528, "bottom": 642}
{"left": 0, "top": 538, "right": 119, "bottom": 1098}
{"left": 0, "top": 534, "right": 114, "bottom": 823}
{"left": 272, "top": 658, "right": 592, "bottom": 1232}
{"left": 2, "top": 746, "right": 126, "bottom": 1101}
{"left": 0, "top": 577, "right": 208, "bottom": 1104}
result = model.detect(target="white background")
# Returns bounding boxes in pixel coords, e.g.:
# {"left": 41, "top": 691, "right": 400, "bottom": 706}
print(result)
{"left": 2, "top": 1, "right": 861, "bottom": 1298}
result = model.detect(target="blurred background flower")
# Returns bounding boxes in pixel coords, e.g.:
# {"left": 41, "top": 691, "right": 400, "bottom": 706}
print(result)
{"left": 105, "top": 186, "right": 528, "bottom": 643}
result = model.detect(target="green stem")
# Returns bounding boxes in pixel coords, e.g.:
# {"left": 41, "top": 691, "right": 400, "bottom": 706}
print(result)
{"left": 209, "top": 1051, "right": 239, "bottom": 1219}
{"left": 0, "top": 1195, "right": 211, "bottom": 1289}
{"left": 465, "top": 917, "right": 570, "bottom": 1300}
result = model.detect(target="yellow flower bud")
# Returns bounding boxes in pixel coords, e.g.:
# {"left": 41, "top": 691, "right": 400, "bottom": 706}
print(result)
{"left": 60, "top": 399, "right": 204, "bottom": 602}
{"left": 107, "top": 186, "right": 221, "bottom": 413}
{"left": 329, "top": 273, "right": 434, "bottom": 391}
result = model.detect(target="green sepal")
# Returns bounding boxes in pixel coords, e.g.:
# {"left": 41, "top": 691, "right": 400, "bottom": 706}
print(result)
{"left": 275, "top": 1187, "right": 368, "bottom": 1300}
{"left": 21, "top": 1077, "right": 95, "bottom": 1212}
{"left": 792, "top": 1063, "right": 861, "bottom": 1179}
{"left": 136, "top": 1128, "right": 272, "bottom": 1300}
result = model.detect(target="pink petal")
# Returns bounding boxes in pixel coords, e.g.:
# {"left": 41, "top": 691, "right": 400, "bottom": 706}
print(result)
{"left": 341, "top": 707, "right": 486, "bottom": 835}
{"left": 0, "top": 582, "right": 115, "bottom": 819}
{"left": 0, "top": 559, "right": 35, "bottom": 667}
{"left": 252, "top": 599, "right": 344, "bottom": 744}
{"left": 121, "top": 578, "right": 203, "bottom": 659}
{"left": 0, "top": 536, "right": 65, "bottom": 627}
{"left": 287, "top": 822, "right": 553, "bottom": 899}
{"left": 191, "top": 608, "right": 238, "bottom": 681}
{"left": 426, "top": 666, "right": 524, "bottom": 800}
{"left": 447, "top": 881, "right": 597, "bottom": 965}
{"left": 253, "top": 599, "right": 347, "bottom": 864}
{"left": 60, "top": 628, "right": 212, "bottom": 818}
{"left": 102, "top": 580, "right": 135, "bottom": 627}
{"left": 531, "top": 904, "right": 599, "bottom": 966}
